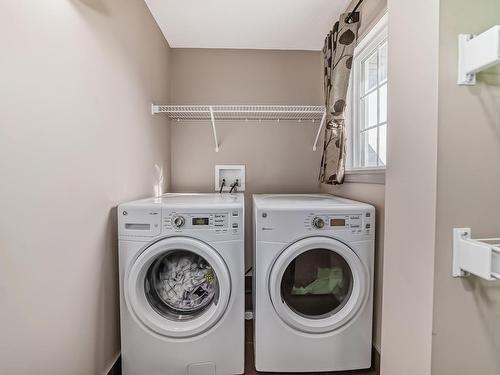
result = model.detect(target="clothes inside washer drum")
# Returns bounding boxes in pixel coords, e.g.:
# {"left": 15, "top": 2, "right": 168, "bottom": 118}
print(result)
{"left": 155, "top": 253, "right": 217, "bottom": 312}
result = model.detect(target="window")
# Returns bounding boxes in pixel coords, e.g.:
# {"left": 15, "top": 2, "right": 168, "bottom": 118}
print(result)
{"left": 347, "top": 14, "right": 388, "bottom": 178}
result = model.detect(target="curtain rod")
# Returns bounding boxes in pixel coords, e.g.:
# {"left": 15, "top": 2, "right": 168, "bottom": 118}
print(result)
{"left": 345, "top": 0, "right": 364, "bottom": 23}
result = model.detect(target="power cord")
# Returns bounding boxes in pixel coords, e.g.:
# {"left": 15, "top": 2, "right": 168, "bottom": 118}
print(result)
{"left": 229, "top": 179, "right": 239, "bottom": 193}
{"left": 219, "top": 178, "right": 226, "bottom": 193}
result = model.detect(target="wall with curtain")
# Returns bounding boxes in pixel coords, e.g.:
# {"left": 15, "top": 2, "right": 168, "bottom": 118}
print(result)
{"left": 0, "top": 1, "right": 172, "bottom": 373}
{"left": 432, "top": 1, "right": 500, "bottom": 374}
{"left": 320, "top": 0, "right": 387, "bottom": 352}
{"left": 169, "top": 48, "right": 323, "bottom": 267}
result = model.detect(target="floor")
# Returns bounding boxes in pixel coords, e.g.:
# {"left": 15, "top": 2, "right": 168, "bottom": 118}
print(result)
{"left": 244, "top": 320, "right": 377, "bottom": 375}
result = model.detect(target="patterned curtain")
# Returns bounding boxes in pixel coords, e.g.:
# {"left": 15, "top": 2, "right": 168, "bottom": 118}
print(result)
{"left": 319, "top": 12, "right": 361, "bottom": 185}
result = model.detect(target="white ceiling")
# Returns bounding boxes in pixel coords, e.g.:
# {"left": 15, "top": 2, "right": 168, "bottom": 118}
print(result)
{"left": 144, "top": 0, "right": 351, "bottom": 51}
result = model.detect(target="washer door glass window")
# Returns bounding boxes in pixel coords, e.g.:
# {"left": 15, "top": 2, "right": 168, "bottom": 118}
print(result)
{"left": 280, "top": 249, "right": 353, "bottom": 319}
{"left": 145, "top": 250, "right": 219, "bottom": 321}
{"left": 126, "top": 237, "right": 231, "bottom": 338}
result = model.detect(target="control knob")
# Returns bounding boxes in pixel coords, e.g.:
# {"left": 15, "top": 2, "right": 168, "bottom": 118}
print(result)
{"left": 172, "top": 215, "right": 185, "bottom": 228}
{"left": 312, "top": 217, "right": 325, "bottom": 229}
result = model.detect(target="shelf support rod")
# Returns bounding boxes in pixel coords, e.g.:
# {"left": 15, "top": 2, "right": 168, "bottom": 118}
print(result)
{"left": 209, "top": 106, "right": 219, "bottom": 152}
{"left": 312, "top": 111, "right": 327, "bottom": 151}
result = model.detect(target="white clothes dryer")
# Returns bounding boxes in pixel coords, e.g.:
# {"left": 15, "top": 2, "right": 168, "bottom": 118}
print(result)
{"left": 253, "top": 194, "right": 375, "bottom": 372}
{"left": 118, "top": 193, "right": 244, "bottom": 375}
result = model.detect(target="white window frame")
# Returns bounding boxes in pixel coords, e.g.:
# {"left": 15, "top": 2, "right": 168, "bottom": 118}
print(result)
{"left": 345, "top": 13, "right": 388, "bottom": 184}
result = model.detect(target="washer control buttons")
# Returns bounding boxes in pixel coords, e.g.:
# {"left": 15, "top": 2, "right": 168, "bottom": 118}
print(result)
{"left": 172, "top": 215, "right": 186, "bottom": 228}
{"left": 312, "top": 217, "right": 325, "bottom": 229}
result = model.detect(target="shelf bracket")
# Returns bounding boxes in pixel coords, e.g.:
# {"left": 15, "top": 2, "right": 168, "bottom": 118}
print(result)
{"left": 457, "top": 25, "right": 500, "bottom": 85}
{"left": 209, "top": 106, "right": 220, "bottom": 152}
{"left": 452, "top": 228, "right": 500, "bottom": 280}
{"left": 312, "top": 111, "right": 327, "bottom": 151}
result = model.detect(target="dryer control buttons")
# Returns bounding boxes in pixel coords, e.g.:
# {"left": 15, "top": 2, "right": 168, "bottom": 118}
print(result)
{"left": 172, "top": 215, "right": 186, "bottom": 228}
{"left": 312, "top": 217, "right": 325, "bottom": 229}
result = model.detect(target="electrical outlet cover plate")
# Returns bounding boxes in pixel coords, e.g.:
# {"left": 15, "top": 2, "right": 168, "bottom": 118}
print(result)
{"left": 215, "top": 165, "right": 245, "bottom": 192}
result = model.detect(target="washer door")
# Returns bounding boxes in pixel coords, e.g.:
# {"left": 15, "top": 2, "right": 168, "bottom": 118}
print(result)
{"left": 269, "top": 237, "right": 368, "bottom": 334}
{"left": 126, "top": 237, "right": 231, "bottom": 338}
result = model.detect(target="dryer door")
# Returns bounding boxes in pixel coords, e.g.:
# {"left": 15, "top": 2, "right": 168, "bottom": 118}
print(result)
{"left": 268, "top": 236, "right": 369, "bottom": 334}
{"left": 125, "top": 237, "right": 231, "bottom": 338}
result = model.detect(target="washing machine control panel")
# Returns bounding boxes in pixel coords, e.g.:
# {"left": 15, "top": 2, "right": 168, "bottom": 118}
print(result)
{"left": 164, "top": 210, "right": 242, "bottom": 236}
{"left": 308, "top": 212, "right": 373, "bottom": 235}
{"left": 168, "top": 213, "right": 228, "bottom": 229}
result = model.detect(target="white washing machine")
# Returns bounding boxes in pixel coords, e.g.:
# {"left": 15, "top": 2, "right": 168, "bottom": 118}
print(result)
{"left": 253, "top": 194, "right": 375, "bottom": 372}
{"left": 118, "top": 193, "right": 244, "bottom": 375}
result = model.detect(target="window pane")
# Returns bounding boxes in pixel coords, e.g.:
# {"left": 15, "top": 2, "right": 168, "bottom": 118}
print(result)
{"left": 362, "top": 128, "right": 378, "bottom": 167}
{"left": 362, "top": 51, "right": 378, "bottom": 94}
{"left": 378, "top": 124, "right": 387, "bottom": 166}
{"left": 379, "top": 42, "right": 387, "bottom": 83}
{"left": 379, "top": 83, "right": 387, "bottom": 123}
{"left": 362, "top": 91, "right": 378, "bottom": 129}
{"left": 349, "top": 14, "right": 388, "bottom": 171}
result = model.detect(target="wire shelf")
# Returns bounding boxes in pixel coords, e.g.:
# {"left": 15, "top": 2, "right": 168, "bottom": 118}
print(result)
{"left": 151, "top": 104, "right": 327, "bottom": 152}
{"left": 152, "top": 105, "right": 326, "bottom": 122}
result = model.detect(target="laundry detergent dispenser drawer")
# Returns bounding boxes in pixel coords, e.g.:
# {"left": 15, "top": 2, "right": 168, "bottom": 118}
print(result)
{"left": 118, "top": 205, "right": 161, "bottom": 237}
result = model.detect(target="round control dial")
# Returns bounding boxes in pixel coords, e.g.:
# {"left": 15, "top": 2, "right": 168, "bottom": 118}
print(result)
{"left": 172, "top": 215, "right": 186, "bottom": 228}
{"left": 312, "top": 217, "right": 325, "bottom": 229}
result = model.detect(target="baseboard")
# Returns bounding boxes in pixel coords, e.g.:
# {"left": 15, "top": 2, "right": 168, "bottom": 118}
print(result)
{"left": 373, "top": 345, "right": 381, "bottom": 374}
{"left": 105, "top": 353, "right": 121, "bottom": 375}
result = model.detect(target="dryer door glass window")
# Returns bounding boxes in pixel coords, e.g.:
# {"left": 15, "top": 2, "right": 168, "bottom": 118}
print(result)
{"left": 280, "top": 249, "right": 353, "bottom": 318}
{"left": 144, "top": 250, "right": 219, "bottom": 321}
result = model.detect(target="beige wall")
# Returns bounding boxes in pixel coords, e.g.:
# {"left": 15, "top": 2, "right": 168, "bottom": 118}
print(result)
{"left": 0, "top": 1, "right": 171, "bottom": 374}
{"left": 168, "top": 0, "right": 388, "bottom": 349}
{"left": 431, "top": 1, "right": 500, "bottom": 374}
{"left": 380, "top": 0, "right": 439, "bottom": 374}
{"left": 321, "top": 0, "right": 387, "bottom": 352}
{"left": 169, "top": 49, "right": 324, "bottom": 266}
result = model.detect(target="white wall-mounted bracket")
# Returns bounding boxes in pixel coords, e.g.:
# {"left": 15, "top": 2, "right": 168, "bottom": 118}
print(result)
{"left": 312, "top": 111, "right": 327, "bottom": 151}
{"left": 457, "top": 25, "right": 500, "bottom": 85}
{"left": 452, "top": 228, "right": 500, "bottom": 280}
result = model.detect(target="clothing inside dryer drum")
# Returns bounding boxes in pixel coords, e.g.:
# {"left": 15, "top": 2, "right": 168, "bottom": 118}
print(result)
{"left": 281, "top": 249, "right": 353, "bottom": 318}
{"left": 144, "top": 250, "right": 219, "bottom": 320}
